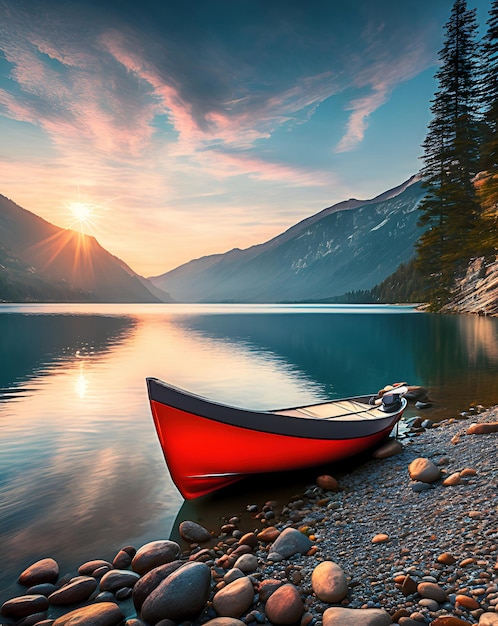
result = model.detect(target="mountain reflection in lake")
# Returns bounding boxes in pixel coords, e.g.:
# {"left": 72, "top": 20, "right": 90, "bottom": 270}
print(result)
{"left": 1, "top": 304, "right": 498, "bottom": 600}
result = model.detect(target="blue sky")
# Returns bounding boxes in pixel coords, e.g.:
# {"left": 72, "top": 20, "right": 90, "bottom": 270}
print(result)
{"left": 0, "top": 0, "right": 492, "bottom": 275}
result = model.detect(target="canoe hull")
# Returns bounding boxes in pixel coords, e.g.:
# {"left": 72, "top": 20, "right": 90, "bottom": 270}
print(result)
{"left": 147, "top": 378, "right": 405, "bottom": 499}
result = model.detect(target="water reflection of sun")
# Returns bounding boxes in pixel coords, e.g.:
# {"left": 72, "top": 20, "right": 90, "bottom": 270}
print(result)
{"left": 76, "top": 362, "right": 88, "bottom": 399}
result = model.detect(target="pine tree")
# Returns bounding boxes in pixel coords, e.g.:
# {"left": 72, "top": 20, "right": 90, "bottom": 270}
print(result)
{"left": 476, "top": 0, "right": 498, "bottom": 256}
{"left": 416, "top": 0, "right": 481, "bottom": 310}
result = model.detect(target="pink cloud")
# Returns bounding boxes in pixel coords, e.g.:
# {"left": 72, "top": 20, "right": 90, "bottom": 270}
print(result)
{"left": 198, "top": 150, "right": 333, "bottom": 187}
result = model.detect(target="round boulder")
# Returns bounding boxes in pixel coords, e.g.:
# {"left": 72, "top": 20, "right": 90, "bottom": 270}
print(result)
{"left": 132, "top": 561, "right": 184, "bottom": 612}
{"left": 141, "top": 562, "right": 211, "bottom": 624}
{"left": 258, "top": 579, "right": 283, "bottom": 602}
{"left": 257, "top": 527, "right": 280, "bottom": 543}
{"left": 112, "top": 550, "right": 133, "bottom": 569}
{"left": 323, "top": 607, "right": 392, "bottom": 626}
{"left": 19, "top": 559, "right": 60, "bottom": 586}
{"left": 408, "top": 458, "right": 441, "bottom": 483}
{"left": 442, "top": 472, "right": 462, "bottom": 486}
{"left": 270, "top": 527, "right": 312, "bottom": 559}
{"left": 1, "top": 595, "right": 49, "bottom": 619}
{"left": 52, "top": 601, "right": 123, "bottom": 626}
{"left": 100, "top": 570, "right": 141, "bottom": 592}
{"left": 48, "top": 576, "right": 98, "bottom": 605}
{"left": 132, "top": 540, "right": 181, "bottom": 575}
{"left": 417, "top": 581, "right": 447, "bottom": 603}
{"left": 316, "top": 475, "right": 339, "bottom": 491}
{"left": 265, "top": 583, "right": 303, "bottom": 625}
{"left": 233, "top": 554, "right": 257, "bottom": 573}
{"left": 212, "top": 576, "right": 254, "bottom": 618}
{"left": 311, "top": 561, "right": 348, "bottom": 603}
{"left": 179, "top": 521, "right": 212, "bottom": 543}
{"left": 431, "top": 617, "right": 476, "bottom": 626}
{"left": 78, "top": 560, "right": 113, "bottom": 576}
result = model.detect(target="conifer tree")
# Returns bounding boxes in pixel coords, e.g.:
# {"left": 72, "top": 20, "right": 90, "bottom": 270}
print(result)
{"left": 416, "top": 0, "right": 481, "bottom": 309}
{"left": 476, "top": 0, "right": 498, "bottom": 255}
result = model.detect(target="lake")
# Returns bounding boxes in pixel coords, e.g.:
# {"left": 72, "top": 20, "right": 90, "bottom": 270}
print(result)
{"left": 1, "top": 303, "right": 498, "bottom": 600}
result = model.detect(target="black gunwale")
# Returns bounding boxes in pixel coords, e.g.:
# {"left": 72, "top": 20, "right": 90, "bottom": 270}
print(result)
{"left": 146, "top": 377, "right": 405, "bottom": 441}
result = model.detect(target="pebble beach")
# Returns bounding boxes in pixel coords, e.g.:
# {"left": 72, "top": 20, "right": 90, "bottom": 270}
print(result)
{"left": 1, "top": 405, "right": 497, "bottom": 626}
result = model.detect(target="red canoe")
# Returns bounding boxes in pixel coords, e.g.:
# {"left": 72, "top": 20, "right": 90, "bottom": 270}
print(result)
{"left": 146, "top": 377, "right": 407, "bottom": 499}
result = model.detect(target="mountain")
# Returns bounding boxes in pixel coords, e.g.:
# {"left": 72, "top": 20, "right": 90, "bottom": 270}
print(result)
{"left": 0, "top": 194, "right": 173, "bottom": 303}
{"left": 149, "top": 175, "right": 426, "bottom": 303}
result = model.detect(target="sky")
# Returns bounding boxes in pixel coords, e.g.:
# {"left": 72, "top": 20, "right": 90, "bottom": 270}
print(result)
{"left": 0, "top": 0, "right": 493, "bottom": 277}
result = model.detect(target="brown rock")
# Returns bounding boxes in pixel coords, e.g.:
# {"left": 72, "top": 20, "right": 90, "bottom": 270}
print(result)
{"left": 18, "top": 559, "right": 60, "bottom": 587}
{"left": 112, "top": 550, "right": 133, "bottom": 569}
{"left": 52, "top": 602, "right": 123, "bottom": 626}
{"left": 456, "top": 594, "right": 480, "bottom": 610}
{"left": 257, "top": 527, "right": 280, "bottom": 542}
{"left": 431, "top": 617, "right": 472, "bottom": 626}
{"left": 408, "top": 458, "right": 441, "bottom": 483}
{"left": 467, "top": 422, "right": 498, "bottom": 434}
{"left": 323, "top": 607, "right": 392, "bottom": 626}
{"left": 460, "top": 468, "right": 477, "bottom": 477}
{"left": 258, "top": 579, "right": 283, "bottom": 602}
{"left": 212, "top": 576, "right": 254, "bottom": 618}
{"left": 443, "top": 472, "right": 462, "bottom": 486}
{"left": 316, "top": 475, "right": 339, "bottom": 491}
{"left": 479, "top": 614, "right": 498, "bottom": 625}
{"left": 437, "top": 552, "right": 456, "bottom": 565}
{"left": 371, "top": 534, "right": 389, "bottom": 543}
{"left": 100, "top": 570, "right": 141, "bottom": 592}
{"left": 1, "top": 595, "right": 49, "bottom": 619}
{"left": 391, "top": 609, "right": 410, "bottom": 622}
{"left": 311, "top": 561, "right": 348, "bottom": 603}
{"left": 78, "top": 560, "right": 113, "bottom": 576}
{"left": 48, "top": 577, "right": 98, "bottom": 605}
{"left": 417, "top": 581, "right": 447, "bottom": 603}
{"left": 238, "top": 533, "right": 258, "bottom": 548}
{"left": 265, "top": 584, "right": 303, "bottom": 625}
{"left": 401, "top": 575, "right": 418, "bottom": 596}
{"left": 132, "top": 540, "right": 180, "bottom": 575}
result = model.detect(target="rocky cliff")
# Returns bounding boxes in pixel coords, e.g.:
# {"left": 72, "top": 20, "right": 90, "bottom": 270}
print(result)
{"left": 442, "top": 257, "right": 498, "bottom": 316}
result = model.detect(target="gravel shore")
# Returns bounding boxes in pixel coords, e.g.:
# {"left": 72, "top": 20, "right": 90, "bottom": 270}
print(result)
{"left": 2, "top": 406, "right": 497, "bottom": 626}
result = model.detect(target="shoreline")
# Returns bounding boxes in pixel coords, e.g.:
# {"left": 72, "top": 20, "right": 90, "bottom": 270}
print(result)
{"left": 2, "top": 407, "right": 498, "bottom": 626}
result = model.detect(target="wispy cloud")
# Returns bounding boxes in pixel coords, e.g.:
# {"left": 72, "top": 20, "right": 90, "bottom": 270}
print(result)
{"left": 335, "top": 23, "right": 436, "bottom": 153}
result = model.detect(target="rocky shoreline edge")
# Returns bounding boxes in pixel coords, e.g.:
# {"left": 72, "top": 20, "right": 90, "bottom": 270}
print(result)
{"left": 1, "top": 407, "right": 497, "bottom": 626}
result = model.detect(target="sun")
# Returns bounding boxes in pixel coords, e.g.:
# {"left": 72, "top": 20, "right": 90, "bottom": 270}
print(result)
{"left": 67, "top": 201, "right": 96, "bottom": 234}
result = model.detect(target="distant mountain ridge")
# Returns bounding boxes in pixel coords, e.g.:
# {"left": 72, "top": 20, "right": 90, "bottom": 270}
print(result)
{"left": 150, "top": 175, "right": 426, "bottom": 303}
{"left": 0, "top": 194, "right": 173, "bottom": 303}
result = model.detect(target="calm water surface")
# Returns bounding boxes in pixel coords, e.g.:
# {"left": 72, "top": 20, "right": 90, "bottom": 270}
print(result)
{"left": 1, "top": 303, "right": 498, "bottom": 599}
